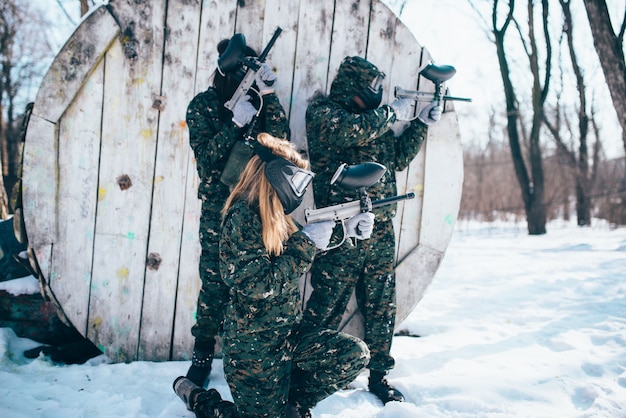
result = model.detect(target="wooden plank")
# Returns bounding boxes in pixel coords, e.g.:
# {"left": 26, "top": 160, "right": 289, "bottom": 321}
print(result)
{"left": 235, "top": 0, "right": 267, "bottom": 53}
{"left": 49, "top": 59, "right": 105, "bottom": 337}
{"left": 87, "top": 1, "right": 166, "bottom": 362}
{"left": 171, "top": 1, "right": 237, "bottom": 360}
{"left": 288, "top": 0, "right": 335, "bottom": 228}
{"left": 326, "top": 0, "right": 372, "bottom": 89}
{"left": 263, "top": 0, "right": 300, "bottom": 119}
{"left": 417, "top": 110, "right": 463, "bottom": 252}
{"left": 395, "top": 245, "right": 443, "bottom": 320}
{"left": 171, "top": 167, "right": 201, "bottom": 360}
{"left": 391, "top": 30, "right": 431, "bottom": 265}
{"left": 34, "top": 6, "right": 119, "bottom": 123}
{"left": 290, "top": 0, "right": 335, "bottom": 154}
{"left": 22, "top": 115, "right": 57, "bottom": 249}
{"left": 193, "top": 1, "right": 237, "bottom": 94}
{"left": 137, "top": 0, "right": 202, "bottom": 361}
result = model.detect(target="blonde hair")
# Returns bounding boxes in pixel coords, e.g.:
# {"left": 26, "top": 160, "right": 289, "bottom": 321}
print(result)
{"left": 222, "top": 133, "right": 310, "bottom": 256}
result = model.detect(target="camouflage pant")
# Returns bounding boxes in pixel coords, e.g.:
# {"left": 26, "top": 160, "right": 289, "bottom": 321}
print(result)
{"left": 222, "top": 325, "right": 370, "bottom": 417}
{"left": 191, "top": 189, "right": 231, "bottom": 349}
{"left": 303, "top": 218, "right": 397, "bottom": 373}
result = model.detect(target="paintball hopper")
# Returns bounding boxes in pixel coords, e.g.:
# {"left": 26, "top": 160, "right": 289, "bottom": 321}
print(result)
{"left": 218, "top": 33, "right": 248, "bottom": 74}
{"left": 330, "top": 162, "right": 387, "bottom": 191}
{"left": 419, "top": 62, "right": 456, "bottom": 84}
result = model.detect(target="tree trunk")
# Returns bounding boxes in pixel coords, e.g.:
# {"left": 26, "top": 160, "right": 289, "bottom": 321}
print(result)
{"left": 80, "top": 0, "right": 89, "bottom": 16}
{"left": 582, "top": 0, "right": 626, "bottom": 157}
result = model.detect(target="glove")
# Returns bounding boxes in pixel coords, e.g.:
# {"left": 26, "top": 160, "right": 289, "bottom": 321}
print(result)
{"left": 417, "top": 102, "right": 442, "bottom": 126}
{"left": 302, "top": 220, "right": 335, "bottom": 251}
{"left": 389, "top": 98, "right": 414, "bottom": 121}
{"left": 345, "top": 212, "right": 375, "bottom": 240}
{"left": 255, "top": 63, "right": 277, "bottom": 94}
{"left": 231, "top": 95, "right": 257, "bottom": 127}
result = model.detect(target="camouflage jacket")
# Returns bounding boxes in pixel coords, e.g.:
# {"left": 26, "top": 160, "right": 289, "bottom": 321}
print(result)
{"left": 219, "top": 200, "right": 316, "bottom": 336}
{"left": 186, "top": 88, "right": 290, "bottom": 198}
{"left": 306, "top": 57, "right": 428, "bottom": 220}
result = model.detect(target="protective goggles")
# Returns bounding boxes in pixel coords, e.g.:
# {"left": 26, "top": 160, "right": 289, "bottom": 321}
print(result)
{"left": 256, "top": 144, "right": 315, "bottom": 214}
{"left": 368, "top": 71, "right": 386, "bottom": 93}
{"left": 265, "top": 157, "right": 315, "bottom": 198}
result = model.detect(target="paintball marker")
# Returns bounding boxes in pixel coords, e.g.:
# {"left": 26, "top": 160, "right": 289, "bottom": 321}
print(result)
{"left": 220, "top": 27, "right": 283, "bottom": 112}
{"left": 304, "top": 162, "right": 415, "bottom": 250}
{"left": 394, "top": 62, "right": 472, "bottom": 110}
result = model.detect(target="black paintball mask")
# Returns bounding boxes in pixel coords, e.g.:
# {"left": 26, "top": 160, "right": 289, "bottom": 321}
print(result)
{"left": 215, "top": 35, "right": 258, "bottom": 101}
{"left": 355, "top": 71, "right": 385, "bottom": 111}
{"left": 255, "top": 144, "right": 315, "bottom": 214}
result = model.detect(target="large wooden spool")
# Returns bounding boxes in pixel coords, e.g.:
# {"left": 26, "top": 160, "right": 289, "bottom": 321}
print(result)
{"left": 22, "top": 0, "right": 463, "bottom": 362}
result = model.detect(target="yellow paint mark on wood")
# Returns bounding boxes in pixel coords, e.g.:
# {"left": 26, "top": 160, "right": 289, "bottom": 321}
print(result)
{"left": 98, "top": 187, "right": 107, "bottom": 201}
{"left": 117, "top": 266, "right": 129, "bottom": 280}
{"left": 90, "top": 316, "right": 103, "bottom": 329}
{"left": 140, "top": 129, "right": 153, "bottom": 140}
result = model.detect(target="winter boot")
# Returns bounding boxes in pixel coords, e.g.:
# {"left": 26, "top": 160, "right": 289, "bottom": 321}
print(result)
{"left": 174, "top": 376, "right": 233, "bottom": 417}
{"left": 368, "top": 370, "right": 405, "bottom": 404}
{"left": 186, "top": 343, "right": 214, "bottom": 387}
{"left": 173, "top": 376, "right": 205, "bottom": 411}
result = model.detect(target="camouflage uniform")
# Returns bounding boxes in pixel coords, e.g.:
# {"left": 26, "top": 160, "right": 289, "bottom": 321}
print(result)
{"left": 186, "top": 87, "right": 289, "bottom": 351}
{"left": 218, "top": 200, "right": 370, "bottom": 418}
{"left": 302, "top": 56, "right": 428, "bottom": 374}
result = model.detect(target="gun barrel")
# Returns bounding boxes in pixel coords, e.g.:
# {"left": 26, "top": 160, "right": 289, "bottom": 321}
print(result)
{"left": 442, "top": 95, "right": 472, "bottom": 102}
{"left": 371, "top": 192, "right": 415, "bottom": 209}
{"left": 258, "top": 27, "right": 282, "bottom": 62}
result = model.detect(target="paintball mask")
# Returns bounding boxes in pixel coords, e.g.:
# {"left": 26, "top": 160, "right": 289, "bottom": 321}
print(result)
{"left": 217, "top": 34, "right": 257, "bottom": 82}
{"left": 255, "top": 145, "right": 315, "bottom": 214}
{"left": 355, "top": 71, "right": 385, "bottom": 111}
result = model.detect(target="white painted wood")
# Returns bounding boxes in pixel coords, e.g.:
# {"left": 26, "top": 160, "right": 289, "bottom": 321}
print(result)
{"left": 289, "top": 0, "right": 335, "bottom": 154}
{"left": 34, "top": 6, "right": 118, "bottom": 123}
{"left": 171, "top": 167, "right": 201, "bottom": 360}
{"left": 326, "top": 0, "right": 371, "bottom": 88}
{"left": 137, "top": 0, "right": 202, "bottom": 361}
{"left": 50, "top": 60, "right": 104, "bottom": 337}
{"left": 263, "top": 0, "right": 299, "bottom": 119}
{"left": 87, "top": 1, "right": 167, "bottom": 362}
{"left": 417, "top": 110, "right": 463, "bottom": 252}
{"left": 21, "top": 115, "right": 56, "bottom": 249}
{"left": 193, "top": 1, "right": 236, "bottom": 94}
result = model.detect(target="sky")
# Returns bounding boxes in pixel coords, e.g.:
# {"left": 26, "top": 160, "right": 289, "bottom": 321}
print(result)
{"left": 1, "top": 218, "right": 625, "bottom": 417}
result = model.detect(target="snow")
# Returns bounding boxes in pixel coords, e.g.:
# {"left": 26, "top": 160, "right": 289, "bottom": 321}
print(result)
{"left": 0, "top": 275, "right": 39, "bottom": 297}
{"left": 1, "top": 219, "right": 625, "bottom": 418}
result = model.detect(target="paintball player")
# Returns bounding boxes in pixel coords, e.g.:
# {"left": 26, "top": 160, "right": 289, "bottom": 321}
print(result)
{"left": 302, "top": 56, "right": 442, "bottom": 404}
{"left": 174, "top": 133, "right": 372, "bottom": 418}
{"left": 183, "top": 35, "right": 290, "bottom": 388}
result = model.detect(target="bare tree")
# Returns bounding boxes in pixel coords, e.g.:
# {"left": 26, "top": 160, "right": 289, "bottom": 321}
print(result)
{"left": 582, "top": 0, "right": 626, "bottom": 158}
{"left": 490, "top": 0, "right": 550, "bottom": 234}
{"left": 80, "top": 0, "right": 90, "bottom": 16}
{"left": 0, "top": 0, "right": 51, "bottom": 214}
{"left": 542, "top": 0, "right": 600, "bottom": 226}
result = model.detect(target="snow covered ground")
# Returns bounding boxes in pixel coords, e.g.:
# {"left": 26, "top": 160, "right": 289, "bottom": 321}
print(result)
{"left": 1, "top": 219, "right": 625, "bottom": 417}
